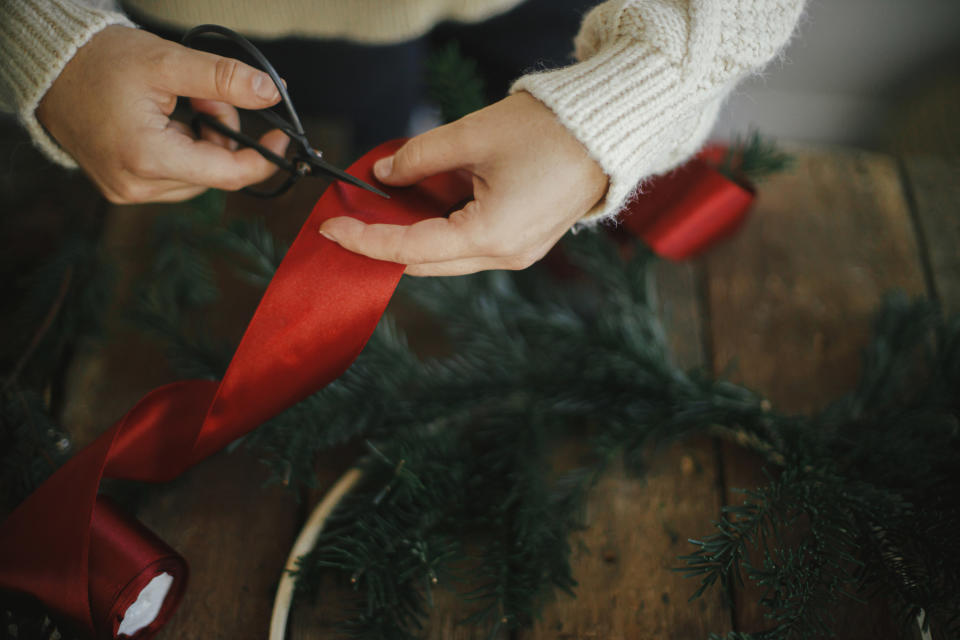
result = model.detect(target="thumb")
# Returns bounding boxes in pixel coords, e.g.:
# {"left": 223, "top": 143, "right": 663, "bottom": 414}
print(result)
{"left": 159, "top": 45, "right": 280, "bottom": 109}
{"left": 374, "top": 123, "right": 472, "bottom": 186}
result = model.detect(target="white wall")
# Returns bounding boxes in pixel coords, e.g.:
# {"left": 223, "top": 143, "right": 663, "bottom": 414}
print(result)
{"left": 712, "top": 0, "right": 960, "bottom": 148}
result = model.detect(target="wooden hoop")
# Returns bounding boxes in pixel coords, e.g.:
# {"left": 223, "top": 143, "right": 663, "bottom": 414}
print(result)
{"left": 268, "top": 467, "right": 364, "bottom": 640}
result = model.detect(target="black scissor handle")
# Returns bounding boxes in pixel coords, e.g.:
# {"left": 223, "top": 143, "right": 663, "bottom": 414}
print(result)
{"left": 181, "top": 24, "right": 309, "bottom": 198}
{"left": 181, "top": 24, "right": 305, "bottom": 134}
{"left": 180, "top": 24, "right": 390, "bottom": 199}
{"left": 189, "top": 112, "right": 301, "bottom": 198}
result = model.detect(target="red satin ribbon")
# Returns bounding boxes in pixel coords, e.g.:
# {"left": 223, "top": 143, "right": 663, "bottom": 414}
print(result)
{"left": 619, "top": 145, "right": 754, "bottom": 259}
{"left": 0, "top": 140, "right": 473, "bottom": 638}
{"left": 87, "top": 497, "right": 187, "bottom": 638}
{"left": 1, "top": 139, "right": 749, "bottom": 637}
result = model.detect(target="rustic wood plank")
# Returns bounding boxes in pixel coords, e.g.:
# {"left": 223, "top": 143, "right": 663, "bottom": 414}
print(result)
{"left": 522, "top": 439, "right": 728, "bottom": 640}
{"left": 705, "top": 146, "right": 927, "bottom": 636}
{"left": 60, "top": 201, "right": 180, "bottom": 448}
{"left": 57, "top": 197, "right": 303, "bottom": 640}
{"left": 708, "top": 147, "right": 926, "bottom": 414}
{"left": 520, "top": 260, "right": 731, "bottom": 640}
{"left": 0, "top": 121, "right": 106, "bottom": 416}
{"left": 289, "top": 544, "right": 501, "bottom": 640}
{"left": 59, "top": 117, "right": 347, "bottom": 637}
{"left": 289, "top": 261, "right": 729, "bottom": 640}
{"left": 900, "top": 155, "right": 960, "bottom": 314}
{"left": 138, "top": 450, "right": 299, "bottom": 640}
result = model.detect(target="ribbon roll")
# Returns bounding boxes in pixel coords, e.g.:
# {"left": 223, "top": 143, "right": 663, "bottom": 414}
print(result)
{"left": 620, "top": 146, "right": 755, "bottom": 260}
{"left": 0, "top": 140, "right": 473, "bottom": 638}
{"left": 88, "top": 497, "right": 188, "bottom": 639}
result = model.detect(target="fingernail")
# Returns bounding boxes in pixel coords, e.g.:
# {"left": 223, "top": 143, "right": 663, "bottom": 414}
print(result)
{"left": 374, "top": 156, "right": 394, "bottom": 180}
{"left": 319, "top": 227, "right": 337, "bottom": 242}
{"left": 253, "top": 73, "right": 278, "bottom": 100}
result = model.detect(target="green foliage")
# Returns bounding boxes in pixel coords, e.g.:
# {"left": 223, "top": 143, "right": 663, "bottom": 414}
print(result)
{"left": 425, "top": 42, "right": 487, "bottom": 123}
{"left": 0, "top": 389, "right": 72, "bottom": 512}
{"left": 130, "top": 205, "right": 960, "bottom": 638}
{"left": 1, "top": 214, "right": 113, "bottom": 513}
{"left": 1, "top": 602, "right": 82, "bottom": 640}
{"left": 1, "top": 234, "right": 114, "bottom": 391}
{"left": 130, "top": 190, "right": 286, "bottom": 381}
{"left": 680, "top": 296, "right": 960, "bottom": 639}
{"left": 4, "top": 180, "right": 957, "bottom": 639}
{"left": 716, "top": 131, "right": 795, "bottom": 187}
{"left": 0, "top": 204, "right": 113, "bottom": 639}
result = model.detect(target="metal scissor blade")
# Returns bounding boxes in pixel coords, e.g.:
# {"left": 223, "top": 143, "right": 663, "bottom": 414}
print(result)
{"left": 310, "top": 156, "right": 391, "bottom": 199}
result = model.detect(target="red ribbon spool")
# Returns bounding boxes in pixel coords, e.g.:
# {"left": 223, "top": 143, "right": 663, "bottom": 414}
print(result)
{"left": 87, "top": 497, "right": 188, "bottom": 639}
{"left": 620, "top": 145, "right": 755, "bottom": 260}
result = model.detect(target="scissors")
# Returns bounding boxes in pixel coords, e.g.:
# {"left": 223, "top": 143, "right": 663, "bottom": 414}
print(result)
{"left": 180, "top": 24, "right": 389, "bottom": 199}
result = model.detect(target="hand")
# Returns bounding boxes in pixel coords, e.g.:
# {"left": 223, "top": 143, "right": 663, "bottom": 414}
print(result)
{"left": 37, "top": 26, "right": 289, "bottom": 204}
{"left": 318, "top": 92, "right": 608, "bottom": 276}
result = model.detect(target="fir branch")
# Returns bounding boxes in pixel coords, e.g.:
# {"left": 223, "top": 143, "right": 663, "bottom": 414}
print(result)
{"left": 2, "top": 235, "right": 115, "bottom": 391}
{"left": 0, "top": 388, "right": 72, "bottom": 512}
{"left": 425, "top": 42, "right": 487, "bottom": 123}
{"left": 717, "top": 132, "right": 794, "bottom": 187}
{"left": 208, "top": 217, "right": 288, "bottom": 289}
{"left": 113, "top": 198, "right": 960, "bottom": 639}
{"left": 2, "top": 265, "right": 73, "bottom": 393}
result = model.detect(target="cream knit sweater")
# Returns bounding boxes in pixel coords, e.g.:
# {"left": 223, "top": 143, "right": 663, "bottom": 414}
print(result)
{"left": 0, "top": 0, "right": 804, "bottom": 222}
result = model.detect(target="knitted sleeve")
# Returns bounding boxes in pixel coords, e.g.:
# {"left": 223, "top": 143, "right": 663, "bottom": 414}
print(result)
{"left": 0, "top": 0, "right": 134, "bottom": 167}
{"left": 511, "top": 0, "right": 806, "bottom": 224}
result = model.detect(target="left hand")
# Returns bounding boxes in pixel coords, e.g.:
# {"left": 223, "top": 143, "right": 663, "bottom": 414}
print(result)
{"left": 318, "top": 92, "right": 609, "bottom": 276}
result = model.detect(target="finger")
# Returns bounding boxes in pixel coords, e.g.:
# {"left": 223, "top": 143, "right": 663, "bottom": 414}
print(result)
{"left": 190, "top": 98, "right": 240, "bottom": 150}
{"left": 147, "top": 184, "right": 209, "bottom": 203}
{"left": 404, "top": 238, "right": 555, "bottom": 276}
{"left": 158, "top": 45, "right": 281, "bottom": 109}
{"left": 102, "top": 173, "right": 208, "bottom": 204}
{"left": 372, "top": 122, "right": 477, "bottom": 187}
{"left": 319, "top": 207, "right": 488, "bottom": 265}
{"left": 145, "top": 127, "right": 290, "bottom": 191}
{"left": 404, "top": 257, "right": 502, "bottom": 277}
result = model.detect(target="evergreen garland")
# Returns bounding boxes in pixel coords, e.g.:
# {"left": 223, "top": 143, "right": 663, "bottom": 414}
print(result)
{"left": 1, "top": 213, "right": 110, "bottom": 640}
{"left": 4, "top": 191, "right": 958, "bottom": 639}
{"left": 1, "top": 224, "right": 113, "bottom": 514}
{"left": 715, "top": 131, "right": 795, "bottom": 188}
{"left": 127, "top": 212, "right": 960, "bottom": 639}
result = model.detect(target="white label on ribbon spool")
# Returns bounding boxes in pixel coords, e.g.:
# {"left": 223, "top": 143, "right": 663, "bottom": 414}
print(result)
{"left": 117, "top": 572, "right": 174, "bottom": 637}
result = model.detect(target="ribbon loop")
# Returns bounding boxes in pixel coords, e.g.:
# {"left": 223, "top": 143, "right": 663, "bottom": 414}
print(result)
{"left": 0, "top": 140, "right": 472, "bottom": 638}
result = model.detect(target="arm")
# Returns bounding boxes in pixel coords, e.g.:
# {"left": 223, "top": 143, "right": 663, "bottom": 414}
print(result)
{"left": 320, "top": 0, "right": 806, "bottom": 275}
{"left": 0, "top": 0, "right": 134, "bottom": 167}
{"left": 511, "top": 0, "right": 807, "bottom": 223}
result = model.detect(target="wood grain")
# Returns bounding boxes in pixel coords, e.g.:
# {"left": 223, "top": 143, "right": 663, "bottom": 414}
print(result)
{"left": 0, "top": 122, "right": 106, "bottom": 418}
{"left": 704, "top": 147, "right": 927, "bottom": 636}
{"left": 56, "top": 198, "right": 302, "bottom": 640}
{"left": 288, "top": 261, "right": 730, "bottom": 640}
{"left": 59, "top": 118, "right": 350, "bottom": 639}
{"left": 49, "top": 140, "right": 951, "bottom": 639}
{"left": 520, "top": 261, "right": 731, "bottom": 640}
{"left": 139, "top": 450, "right": 299, "bottom": 640}
{"left": 707, "top": 147, "right": 926, "bottom": 414}
{"left": 900, "top": 155, "right": 960, "bottom": 313}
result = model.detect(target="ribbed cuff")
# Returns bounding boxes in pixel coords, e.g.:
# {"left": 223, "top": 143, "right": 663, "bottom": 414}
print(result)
{"left": 0, "top": 0, "right": 135, "bottom": 168}
{"left": 511, "top": 39, "right": 697, "bottom": 225}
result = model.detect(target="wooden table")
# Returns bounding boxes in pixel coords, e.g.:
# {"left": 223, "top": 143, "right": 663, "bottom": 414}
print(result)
{"left": 46, "top": 145, "right": 960, "bottom": 639}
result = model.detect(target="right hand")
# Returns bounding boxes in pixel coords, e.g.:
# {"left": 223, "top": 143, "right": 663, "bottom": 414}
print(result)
{"left": 37, "top": 25, "right": 289, "bottom": 204}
